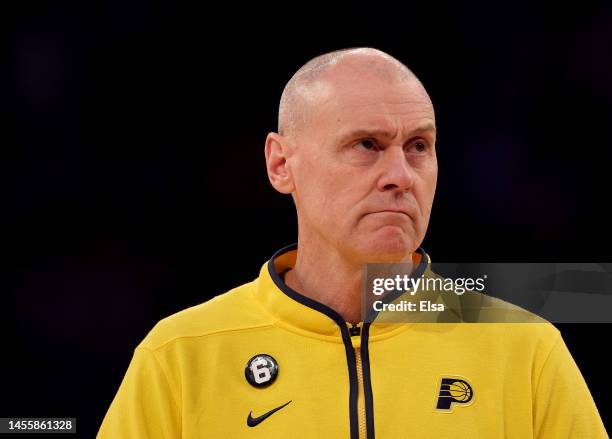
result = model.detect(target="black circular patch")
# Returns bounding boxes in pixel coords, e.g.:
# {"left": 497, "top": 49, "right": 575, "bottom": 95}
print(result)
{"left": 245, "top": 354, "right": 279, "bottom": 388}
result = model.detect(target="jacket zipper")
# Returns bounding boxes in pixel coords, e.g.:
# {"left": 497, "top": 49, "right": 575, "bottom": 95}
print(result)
{"left": 349, "top": 323, "right": 366, "bottom": 439}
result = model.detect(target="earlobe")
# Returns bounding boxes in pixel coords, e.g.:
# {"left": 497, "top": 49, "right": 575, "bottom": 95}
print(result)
{"left": 264, "top": 132, "right": 295, "bottom": 194}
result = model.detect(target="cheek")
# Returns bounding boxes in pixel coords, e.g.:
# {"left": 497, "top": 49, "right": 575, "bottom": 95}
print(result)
{"left": 315, "top": 174, "right": 351, "bottom": 215}
{"left": 422, "top": 173, "right": 438, "bottom": 217}
{"left": 414, "top": 169, "right": 437, "bottom": 210}
{"left": 299, "top": 167, "right": 360, "bottom": 225}
{"left": 294, "top": 158, "right": 339, "bottom": 216}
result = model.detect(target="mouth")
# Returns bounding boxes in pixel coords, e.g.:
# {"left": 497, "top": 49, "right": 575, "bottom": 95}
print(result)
{"left": 370, "top": 210, "right": 411, "bottom": 217}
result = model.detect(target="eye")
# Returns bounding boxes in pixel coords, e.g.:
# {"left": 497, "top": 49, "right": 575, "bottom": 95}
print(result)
{"left": 354, "top": 138, "right": 380, "bottom": 151}
{"left": 410, "top": 140, "right": 428, "bottom": 153}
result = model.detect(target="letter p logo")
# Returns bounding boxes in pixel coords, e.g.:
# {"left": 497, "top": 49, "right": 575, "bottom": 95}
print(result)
{"left": 436, "top": 377, "right": 474, "bottom": 411}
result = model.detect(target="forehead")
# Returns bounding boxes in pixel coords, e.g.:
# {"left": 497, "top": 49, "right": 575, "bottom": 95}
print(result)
{"left": 311, "top": 76, "right": 435, "bottom": 138}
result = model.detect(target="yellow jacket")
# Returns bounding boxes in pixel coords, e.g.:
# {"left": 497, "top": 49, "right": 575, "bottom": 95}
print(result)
{"left": 98, "top": 244, "right": 608, "bottom": 438}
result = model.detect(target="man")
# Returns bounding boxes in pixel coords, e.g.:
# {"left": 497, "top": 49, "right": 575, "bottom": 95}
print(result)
{"left": 98, "top": 48, "right": 608, "bottom": 438}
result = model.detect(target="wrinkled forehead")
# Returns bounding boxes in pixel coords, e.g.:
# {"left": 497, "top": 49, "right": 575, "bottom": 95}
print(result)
{"left": 309, "top": 76, "right": 435, "bottom": 138}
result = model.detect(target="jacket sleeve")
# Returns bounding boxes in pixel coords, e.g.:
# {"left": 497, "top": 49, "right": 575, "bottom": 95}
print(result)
{"left": 533, "top": 332, "right": 608, "bottom": 438}
{"left": 97, "top": 347, "right": 181, "bottom": 438}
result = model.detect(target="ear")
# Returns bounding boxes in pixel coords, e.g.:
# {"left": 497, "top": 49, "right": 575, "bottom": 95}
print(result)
{"left": 265, "top": 132, "right": 296, "bottom": 194}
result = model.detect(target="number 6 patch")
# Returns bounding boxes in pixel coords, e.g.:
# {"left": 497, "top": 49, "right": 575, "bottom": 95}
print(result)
{"left": 245, "top": 354, "right": 279, "bottom": 388}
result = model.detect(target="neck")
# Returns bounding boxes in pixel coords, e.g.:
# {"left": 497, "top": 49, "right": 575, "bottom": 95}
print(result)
{"left": 283, "top": 236, "right": 414, "bottom": 324}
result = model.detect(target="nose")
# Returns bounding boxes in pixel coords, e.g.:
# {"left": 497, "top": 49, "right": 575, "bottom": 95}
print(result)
{"left": 376, "top": 145, "right": 416, "bottom": 193}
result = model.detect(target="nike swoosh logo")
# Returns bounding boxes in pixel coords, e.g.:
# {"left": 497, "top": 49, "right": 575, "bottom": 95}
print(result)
{"left": 247, "top": 400, "right": 292, "bottom": 427}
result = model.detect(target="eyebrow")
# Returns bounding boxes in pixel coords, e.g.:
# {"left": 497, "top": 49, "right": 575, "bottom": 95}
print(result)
{"left": 337, "top": 121, "right": 437, "bottom": 144}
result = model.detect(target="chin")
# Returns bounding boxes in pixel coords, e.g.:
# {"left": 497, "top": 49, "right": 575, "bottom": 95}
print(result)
{"left": 358, "top": 230, "right": 416, "bottom": 263}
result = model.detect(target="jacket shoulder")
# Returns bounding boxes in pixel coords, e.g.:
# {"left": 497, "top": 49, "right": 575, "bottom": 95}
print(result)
{"left": 138, "top": 279, "right": 274, "bottom": 350}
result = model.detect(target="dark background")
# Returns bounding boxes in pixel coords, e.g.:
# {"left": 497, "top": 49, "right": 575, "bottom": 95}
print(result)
{"left": 3, "top": 1, "right": 611, "bottom": 437}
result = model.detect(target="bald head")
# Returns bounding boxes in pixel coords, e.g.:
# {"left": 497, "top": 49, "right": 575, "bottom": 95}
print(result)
{"left": 278, "top": 47, "right": 429, "bottom": 139}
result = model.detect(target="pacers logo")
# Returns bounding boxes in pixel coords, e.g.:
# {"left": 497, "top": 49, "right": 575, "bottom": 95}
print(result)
{"left": 435, "top": 376, "right": 474, "bottom": 411}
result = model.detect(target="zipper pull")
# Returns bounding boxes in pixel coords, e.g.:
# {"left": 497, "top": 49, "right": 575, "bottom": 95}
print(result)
{"left": 348, "top": 322, "right": 361, "bottom": 337}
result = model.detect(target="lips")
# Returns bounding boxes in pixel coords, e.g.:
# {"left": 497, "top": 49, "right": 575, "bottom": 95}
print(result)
{"left": 370, "top": 209, "right": 412, "bottom": 217}
{"left": 361, "top": 203, "right": 417, "bottom": 221}
{"left": 375, "top": 210, "right": 410, "bottom": 216}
